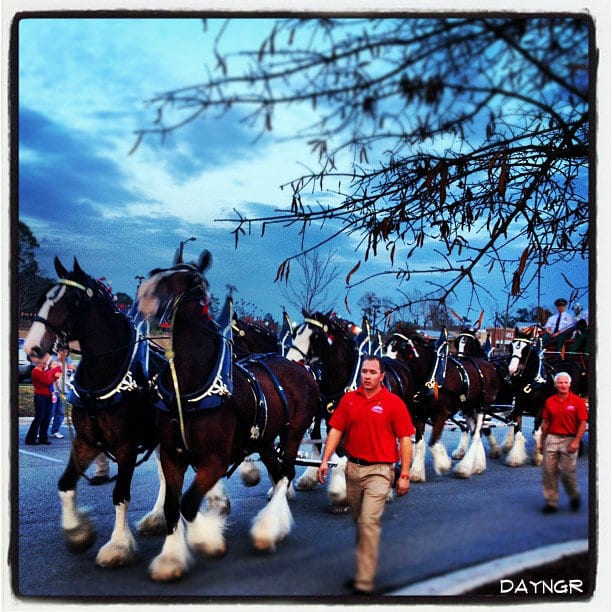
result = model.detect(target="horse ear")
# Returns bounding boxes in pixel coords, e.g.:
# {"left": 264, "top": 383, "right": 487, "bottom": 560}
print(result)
{"left": 54, "top": 256, "right": 68, "bottom": 278}
{"left": 302, "top": 307, "right": 310, "bottom": 318}
{"left": 173, "top": 248, "right": 182, "bottom": 265}
{"left": 73, "top": 258, "right": 86, "bottom": 279}
{"left": 198, "top": 250, "right": 212, "bottom": 273}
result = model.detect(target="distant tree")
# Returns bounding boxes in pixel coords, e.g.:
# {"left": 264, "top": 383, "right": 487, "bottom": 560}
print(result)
{"left": 358, "top": 291, "right": 384, "bottom": 328}
{"left": 278, "top": 249, "right": 340, "bottom": 313}
{"left": 18, "top": 221, "right": 40, "bottom": 276}
{"left": 136, "top": 16, "right": 590, "bottom": 313}
{"left": 425, "top": 303, "right": 452, "bottom": 330}
{"left": 18, "top": 222, "right": 53, "bottom": 320}
{"left": 115, "top": 291, "right": 133, "bottom": 313}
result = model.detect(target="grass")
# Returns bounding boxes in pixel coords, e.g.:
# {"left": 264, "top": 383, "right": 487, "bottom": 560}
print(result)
{"left": 18, "top": 385, "right": 35, "bottom": 417}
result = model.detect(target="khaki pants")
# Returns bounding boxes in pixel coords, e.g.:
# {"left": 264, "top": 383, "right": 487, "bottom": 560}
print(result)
{"left": 346, "top": 461, "right": 394, "bottom": 591}
{"left": 542, "top": 434, "right": 579, "bottom": 507}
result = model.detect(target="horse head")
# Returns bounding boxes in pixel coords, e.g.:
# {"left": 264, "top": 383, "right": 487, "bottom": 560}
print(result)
{"left": 137, "top": 249, "right": 212, "bottom": 320}
{"left": 507, "top": 329, "right": 534, "bottom": 377}
{"left": 23, "top": 256, "right": 109, "bottom": 359}
{"left": 455, "top": 330, "right": 484, "bottom": 358}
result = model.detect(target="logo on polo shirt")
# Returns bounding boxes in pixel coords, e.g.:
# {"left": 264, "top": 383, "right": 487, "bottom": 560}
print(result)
{"left": 567, "top": 405, "right": 575, "bottom": 411}
{"left": 372, "top": 405, "right": 383, "bottom": 414}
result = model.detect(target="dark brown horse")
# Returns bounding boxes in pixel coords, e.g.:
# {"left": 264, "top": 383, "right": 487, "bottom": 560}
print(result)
{"left": 285, "top": 311, "right": 416, "bottom": 510}
{"left": 385, "top": 326, "right": 502, "bottom": 478}
{"left": 137, "top": 251, "right": 320, "bottom": 581}
{"left": 231, "top": 316, "right": 281, "bottom": 358}
{"left": 23, "top": 257, "right": 160, "bottom": 566}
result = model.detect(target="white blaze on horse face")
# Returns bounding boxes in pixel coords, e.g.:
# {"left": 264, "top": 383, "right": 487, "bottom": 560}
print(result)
{"left": 137, "top": 275, "right": 163, "bottom": 318}
{"left": 385, "top": 342, "right": 398, "bottom": 359}
{"left": 457, "top": 336, "right": 466, "bottom": 357}
{"left": 285, "top": 323, "right": 313, "bottom": 362}
{"left": 23, "top": 284, "right": 67, "bottom": 357}
{"left": 507, "top": 340, "right": 525, "bottom": 375}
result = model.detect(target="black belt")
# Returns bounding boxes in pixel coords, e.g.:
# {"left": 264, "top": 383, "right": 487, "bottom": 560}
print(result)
{"left": 550, "top": 433, "right": 575, "bottom": 438}
{"left": 348, "top": 456, "right": 391, "bottom": 466}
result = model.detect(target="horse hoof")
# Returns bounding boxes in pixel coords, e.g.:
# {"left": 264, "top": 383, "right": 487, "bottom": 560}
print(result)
{"left": 252, "top": 537, "right": 275, "bottom": 552}
{"left": 137, "top": 513, "right": 167, "bottom": 536}
{"left": 149, "top": 556, "right": 186, "bottom": 582}
{"left": 330, "top": 504, "right": 349, "bottom": 515}
{"left": 96, "top": 543, "right": 136, "bottom": 567}
{"left": 295, "top": 478, "right": 317, "bottom": 491}
{"left": 489, "top": 449, "right": 502, "bottom": 459}
{"left": 64, "top": 522, "right": 97, "bottom": 553}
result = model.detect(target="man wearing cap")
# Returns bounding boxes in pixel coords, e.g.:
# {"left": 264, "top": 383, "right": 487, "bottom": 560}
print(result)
{"left": 542, "top": 298, "right": 575, "bottom": 351}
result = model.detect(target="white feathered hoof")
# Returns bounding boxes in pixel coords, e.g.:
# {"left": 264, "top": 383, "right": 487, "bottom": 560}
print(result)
{"left": 96, "top": 539, "right": 137, "bottom": 567}
{"left": 239, "top": 460, "right": 261, "bottom": 487}
{"left": 250, "top": 478, "right": 294, "bottom": 552}
{"left": 453, "top": 464, "right": 472, "bottom": 479}
{"left": 506, "top": 432, "right": 528, "bottom": 467}
{"left": 137, "top": 511, "right": 167, "bottom": 536}
{"left": 64, "top": 516, "right": 96, "bottom": 553}
{"left": 488, "top": 442, "right": 502, "bottom": 459}
{"left": 187, "top": 512, "right": 228, "bottom": 559}
{"left": 531, "top": 450, "right": 544, "bottom": 467}
{"left": 149, "top": 554, "right": 188, "bottom": 582}
{"left": 295, "top": 467, "right": 319, "bottom": 491}
{"left": 431, "top": 442, "right": 452, "bottom": 475}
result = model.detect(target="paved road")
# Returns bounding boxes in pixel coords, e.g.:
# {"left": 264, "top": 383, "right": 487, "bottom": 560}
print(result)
{"left": 11, "top": 419, "right": 591, "bottom": 602}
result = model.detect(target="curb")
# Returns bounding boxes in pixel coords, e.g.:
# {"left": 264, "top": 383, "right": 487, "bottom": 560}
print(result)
{"left": 387, "top": 539, "right": 589, "bottom": 596}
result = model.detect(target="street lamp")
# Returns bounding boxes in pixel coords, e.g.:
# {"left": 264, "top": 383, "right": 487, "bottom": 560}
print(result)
{"left": 179, "top": 236, "right": 197, "bottom": 260}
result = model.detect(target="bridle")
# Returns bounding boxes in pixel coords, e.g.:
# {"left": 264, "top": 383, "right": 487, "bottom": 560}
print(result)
{"left": 31, "top": 278, "right": 96, "bottom": 346}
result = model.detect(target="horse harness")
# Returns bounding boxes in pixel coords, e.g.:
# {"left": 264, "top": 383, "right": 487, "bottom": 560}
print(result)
{"left": 33, "top": 277, "right": 157, "bottom": 474}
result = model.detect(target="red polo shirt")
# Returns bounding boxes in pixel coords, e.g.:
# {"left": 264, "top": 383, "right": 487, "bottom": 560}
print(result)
{"left": 543, "top": 391, "right": 588, "bottom": 436}
{"left": 329, "top": 385, "right": 415, "bottom": 463}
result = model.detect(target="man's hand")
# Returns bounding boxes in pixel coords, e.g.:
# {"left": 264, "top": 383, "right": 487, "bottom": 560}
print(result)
{"left": 317, "top": 462, "right": 330, "bottom": 485}
{"left": 395, "top": 476, "right": 410, "bottom": 496}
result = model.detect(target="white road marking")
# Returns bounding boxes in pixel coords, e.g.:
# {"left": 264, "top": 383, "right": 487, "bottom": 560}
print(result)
{"left": 19, "top": 449, "right": 65, "bottom": 463}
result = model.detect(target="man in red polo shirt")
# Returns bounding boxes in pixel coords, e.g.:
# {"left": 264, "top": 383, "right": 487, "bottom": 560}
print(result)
{"left": 538, "top": 371, "right": 588, "bottom": 514}
{"left": 318, "top": 355, "right": 414, "bottom": 595}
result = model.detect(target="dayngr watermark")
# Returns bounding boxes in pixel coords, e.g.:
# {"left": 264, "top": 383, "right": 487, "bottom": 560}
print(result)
{"left": 499, "top": 579, "right": 584, "bottom": 595}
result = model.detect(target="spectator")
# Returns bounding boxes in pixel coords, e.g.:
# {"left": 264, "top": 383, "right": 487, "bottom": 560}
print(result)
{"left": 25, "top": 354, "right": 61, "bottom": 445}
{"left": 49, "top": 348, "right": 75, "bottom": 439}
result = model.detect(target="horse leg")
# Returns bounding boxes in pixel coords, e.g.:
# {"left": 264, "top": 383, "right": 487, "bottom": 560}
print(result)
{"left": 238, "top": 454, "right": 261, "bottom": 487}
{"left": 137, "top": 446, "right": 167, "bottom": 536}
{"left": 204, "top": 479, "right": 231, "bottom": 516}
{"left": 250, "top": 476, "right": 294, "bottom": 552}
{"left": 483, "top": 419, "right": 502, "bottom": 459}
{"left": 296, "top": 417, "right": 322, "bottom": 491}
{"left": 428, "top": 415, "right": 451, "bottom": 475}
{"left": 410, "top": 430, "right": 427, "bottom": 483}
{"left": 148, "top": 450, "right": 191, "bottom": 582}
{"left": 452, "top": 421, "right": 469, "bottom": 460}
{"left": 506, "top": 414, "right": 528, "bottom": 467}
{"left": 531, "top": 415, "right": 544, "bottom": 466}
{"left": 327, "top": 454, "right": 349, "bottom": 513}
{"left": 58, "top": 439, "right": 99, "bottom": 553}
{"left": 454, "top": 411, "right": 486, "bottom": 478}
{"left": 182, "top": 464, "right": 229, "bottom": 560}
{"left": 96, "top": 447, "right": 138, "bottom": 567}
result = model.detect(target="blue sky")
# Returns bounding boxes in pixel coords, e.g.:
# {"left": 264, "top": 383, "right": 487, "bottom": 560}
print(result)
{"left": 16, "top": 16, "right": 591, "bottom": 326}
